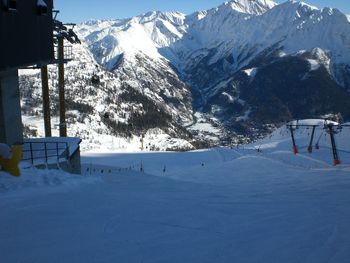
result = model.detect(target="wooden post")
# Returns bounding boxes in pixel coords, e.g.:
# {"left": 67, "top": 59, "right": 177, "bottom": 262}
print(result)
{"left": 41, "top": 65, "right": 52, "bottom": 137}
{"left": 58, "top": 37, "right": 67, "bottom": 137}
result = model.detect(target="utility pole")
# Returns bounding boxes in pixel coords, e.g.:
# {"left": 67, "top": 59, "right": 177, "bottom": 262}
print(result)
{"left": 41, "top": 65, "right": 52, "bottom": 137}
{"left": 58, "top": 37, "right": 67, "bottom": 137}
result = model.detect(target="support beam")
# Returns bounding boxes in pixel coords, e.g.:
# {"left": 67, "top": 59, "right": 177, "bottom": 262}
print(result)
{"left": 0, "top": 70, "right": 23, "bottom": 145}
{"left": 327, "top": 124, "right": 340, "bottom": 166}
{"left": 288, "top": 125, "right": 298, "bottom": 154}
{"left": 58, "top": 37, "right": 67, "bottom": 137}
{"left": 41, "top": 65, "right": 52, "bottom": 137}
{"left": 307, "top": 126, "right": 316, "bottom": 153}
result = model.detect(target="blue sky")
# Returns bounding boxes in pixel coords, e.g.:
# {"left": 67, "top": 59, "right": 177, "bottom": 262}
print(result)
{"left": 54, "top": 0, "right": 350, "bottom": 23}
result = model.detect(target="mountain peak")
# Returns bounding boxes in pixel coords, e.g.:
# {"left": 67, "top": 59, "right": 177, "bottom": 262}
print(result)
{"left": 225, "top": 0, "right": 277, "bottom": 15}
{"left": 282, "top": 0, "right": 318, "bottom": 11}
{"left": 131, "top": 10, "right": 186, "bottom": 26}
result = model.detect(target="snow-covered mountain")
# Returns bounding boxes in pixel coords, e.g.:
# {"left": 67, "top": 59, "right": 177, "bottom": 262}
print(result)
{"left": 78, "top": 0, "right": 350, "bottom": 78}
{"left": 19, "top": 43, "right": 197, "bottom": 151}
{"left": 77, "top": 0, "right": 350, "bottom": 128}
{"left": 20, "top": 0, "right": 350, "bottom": 149}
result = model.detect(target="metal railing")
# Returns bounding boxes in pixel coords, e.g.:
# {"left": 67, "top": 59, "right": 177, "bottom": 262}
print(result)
{"left": 22, "top": 141, "right": 70, "bottom": 165}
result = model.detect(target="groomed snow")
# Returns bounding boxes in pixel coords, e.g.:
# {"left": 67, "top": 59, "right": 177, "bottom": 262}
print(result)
{"left": 1, "top": 121, "right": 350, "bottom": 262}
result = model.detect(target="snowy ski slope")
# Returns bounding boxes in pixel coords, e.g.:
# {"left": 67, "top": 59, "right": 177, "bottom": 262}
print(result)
{"left": 1, "top": 121, "right": 350, "bottom": 262}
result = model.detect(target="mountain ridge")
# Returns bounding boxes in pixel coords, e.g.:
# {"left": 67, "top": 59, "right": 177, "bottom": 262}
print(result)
{"left": 19, "top": 0, "right": 350, "bottom": 149}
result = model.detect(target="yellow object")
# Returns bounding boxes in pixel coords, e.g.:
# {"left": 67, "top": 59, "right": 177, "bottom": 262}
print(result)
{"left": 0, "top": 145, "right": 22, "bottom": 177}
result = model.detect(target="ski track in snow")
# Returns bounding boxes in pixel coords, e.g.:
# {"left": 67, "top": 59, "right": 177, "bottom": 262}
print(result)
{"left": 1, "top": 124, "right": 350, "bottom": 262}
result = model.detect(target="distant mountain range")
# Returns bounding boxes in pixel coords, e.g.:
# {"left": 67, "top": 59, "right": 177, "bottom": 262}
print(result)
{"left": 20, "top": 0, "right": 350, "bottom": 149}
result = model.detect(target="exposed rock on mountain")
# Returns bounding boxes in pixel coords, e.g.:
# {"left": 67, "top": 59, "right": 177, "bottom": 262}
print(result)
{"left": 20, "top": 0, "right": 350, "bottom": 147}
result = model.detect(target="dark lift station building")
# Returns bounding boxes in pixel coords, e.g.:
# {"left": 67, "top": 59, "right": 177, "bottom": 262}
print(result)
{"left": 0, "top": 0, "right": 81, "bottom": 174}
{"left": 0, "top": 0, "right": 54, "bottom": 145}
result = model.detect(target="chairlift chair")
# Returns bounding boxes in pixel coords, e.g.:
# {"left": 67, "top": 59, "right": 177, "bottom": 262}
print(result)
{"left": 91, "top": 65, "right": 100, "bottom": 85}
{"left": 91, "top": 74, "right": 100, "bottom": 85}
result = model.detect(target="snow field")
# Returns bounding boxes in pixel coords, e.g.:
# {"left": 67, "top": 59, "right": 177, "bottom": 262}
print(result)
{"left": 1, "top": 122, "right": 350, "bottom": 262}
